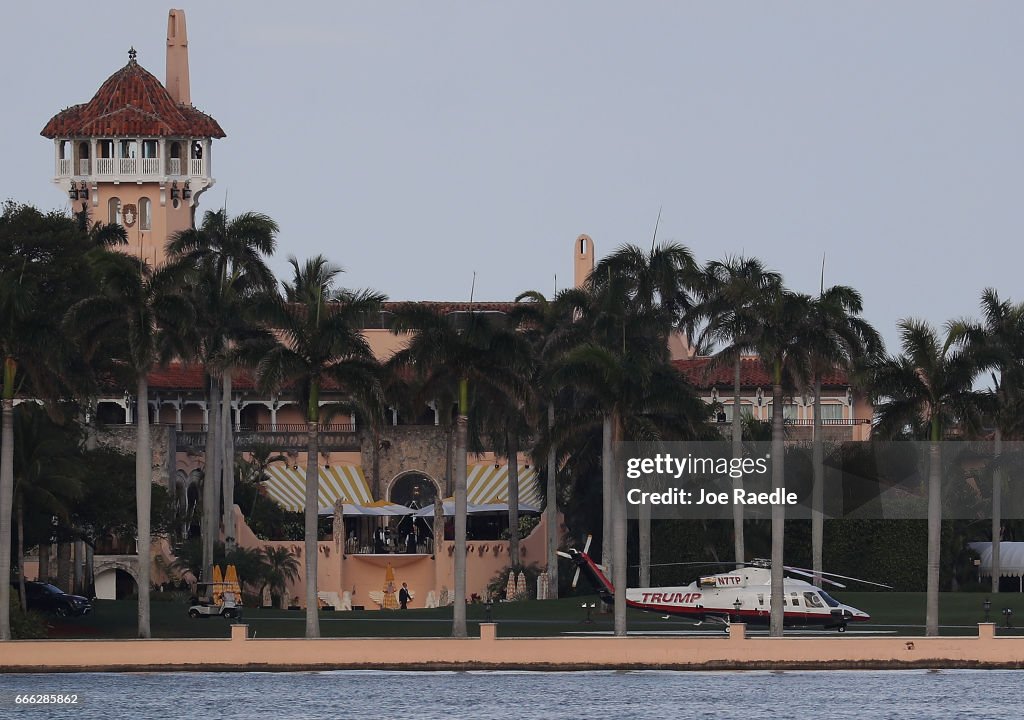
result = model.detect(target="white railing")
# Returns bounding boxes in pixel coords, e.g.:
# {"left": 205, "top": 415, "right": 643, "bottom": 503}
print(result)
{"left": 118, "top": 158, "right": 137, "bottom": 175}
{"left": 57, "top": 159, "right": 71, "bottom": 177}
{"left": 68, "top": 156, "right": 205, "bottom": 180}
{"left": 94, "top": 158, "right": 114, "bottom": 175}
{"left": 168, "top": 158, "right": 181, "bottom": 176}
{"left": 141, "top": 158, "right": 160, "bottom": 175}
{"left": 190, "top": 158, "right": 205, "bottom": 176}
{"left": 79, "top": 159, "right": 90, "bottom": 176}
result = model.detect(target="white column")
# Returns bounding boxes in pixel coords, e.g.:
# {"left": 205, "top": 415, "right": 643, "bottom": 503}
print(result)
{"left": 270, "top": 402, "right": 278, "bottom": 431}
{"left": 159, "top": 138, "right": 166, "bottom": 177}
{"left": 174, "top": 401, "right": 182, "bottom": 430}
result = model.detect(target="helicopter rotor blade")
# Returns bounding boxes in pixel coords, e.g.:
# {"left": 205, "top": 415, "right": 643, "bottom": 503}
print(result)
{"left": 782, "top": 566, "right": 846, "bottom": 588}
{"left": 572, "top": 567, "right": 581, "bottom": 589}
{"left": 582, "top": 534, "right": 592, "bottom": 555}
{"left": 785, "top": 565, "right": 893, "bottom": 590}
{"left": 556, "top": 551, "right": 572, "bottom": 559}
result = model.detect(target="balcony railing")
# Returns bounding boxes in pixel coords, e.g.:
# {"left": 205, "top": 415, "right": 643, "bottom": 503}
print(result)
{"left": 56, "top": 155, "right": 207, "bottom": 181}
{"left": 177, "top": 423, "right": 356, "bottom": 433}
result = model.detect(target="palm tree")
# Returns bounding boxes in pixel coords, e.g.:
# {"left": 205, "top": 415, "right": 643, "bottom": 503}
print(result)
{"left": 389, "top": 304, "right": 532, "bottom": 637}
{"left": 260, "top": 546, "right": 301, "bottom": 608}
{"left": 0, "top": 202, "right": 124, "bottom": 640}
{"left": 12, "top": 404, "right": 82, "bottom": 611}
{"left": 947, "top": 289, "right": 1024, "bottom": 594}
{"left": 803, "top": 286, "right": 882, "bottom": 584}
{"left": 509, "top": 289, "right": 588, "bottom": 598}
{"left": 556, "top": 243, "right": 702, "bottom": 635}
{"left": 166, "top": 209, "right": 279, "bottom": 562}
{"left": 237, "top": 444, "right": 289, "bottom": 518}
{"left": 65, "top": 252, "right": 194, "bottom": 638}
{"left": 695, "top": 256, "right": 782, "bottom": 567}
{"left": 750, "top": 286, "right": 814, "bottom": 637}
{"left": 871, "top": 319, "right": 985, "bottom": 636}
{"left": 254, "top": 255, "right": 385, "bottom": 638}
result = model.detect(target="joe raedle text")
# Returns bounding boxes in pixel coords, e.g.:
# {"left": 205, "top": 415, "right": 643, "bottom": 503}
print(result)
{"left": 626, "top": 486, "right": 799, "bottom": 507}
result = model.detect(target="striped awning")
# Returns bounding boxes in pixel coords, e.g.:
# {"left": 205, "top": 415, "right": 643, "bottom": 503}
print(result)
{"left": 263, "top": 463, "right": 373, "bottom": 512}
{"left": 467, "top": 463, "right": 541, "bottom": 507}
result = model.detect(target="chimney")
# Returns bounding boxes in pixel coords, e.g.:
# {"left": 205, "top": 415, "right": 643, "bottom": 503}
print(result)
{"left": 166, "top": 9, "right": 191, "bottom": 105}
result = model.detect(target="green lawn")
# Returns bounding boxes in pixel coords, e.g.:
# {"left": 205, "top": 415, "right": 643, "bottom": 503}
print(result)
{"left": 39, "top": 591, "right": 1024, "bottom": 639}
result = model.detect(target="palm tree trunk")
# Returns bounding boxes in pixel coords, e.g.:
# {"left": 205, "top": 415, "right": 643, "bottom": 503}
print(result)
{"left": 17, "top": 498, "right": 26, "bottom": 611}
{"left": 731, "top": 356, "right": 744, "bottom": 568}
{"left": 0, "top": 360, "right": 16, "bottom": 640}
{"left": 545, "top": 403, "right": 558, "bottom": 598}
{"left": 507, "top": 432, "right": 520, "bottom": 566}
{"left": 812, "top": 375, "right": 824, "bottom": 586}
{"left": 611, "top": 410, "right": 627, "bottom": 637}
{"left": 136, "top": 375, "right": 152, "bottom": 638}
{"left": 638, "top": 501, "right": 651, "bottom": 587}
{"left": 57, "top": 540, "right": 71, "bottom": 591}
{"left": 38, "top": 540, "right": 50, "bottom": 583}
{"left": 926, "top": 435, "right": 941, "bottom": 636}
{"left": 769, "top": 372, "right": 785, "bottom": 637}
{"left": 602, "top": 415, "right": 613, "bottom": 586}
{"left": 203, "top": 375, "right": 221, "bottom": 582}
{"left": 992, "top": 428, "right": 1002, "bottom": 595}
{"left": 304, "top": 421, "right": 321, "bottom": 638}
{"left": 453, "top": 378, "right": 469, "bottom": 637}
{"left": 222, "top": 371, "right": 235, "bottom": 552}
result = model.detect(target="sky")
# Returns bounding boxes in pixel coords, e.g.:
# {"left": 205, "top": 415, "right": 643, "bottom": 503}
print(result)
{"left": 3, "top": 2, "right": 1023, "bottom": 353}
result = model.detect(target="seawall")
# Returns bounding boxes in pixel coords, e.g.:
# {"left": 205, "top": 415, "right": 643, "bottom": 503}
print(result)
{"left": 2, "top": 624, "right": 1024, "bottom": 672}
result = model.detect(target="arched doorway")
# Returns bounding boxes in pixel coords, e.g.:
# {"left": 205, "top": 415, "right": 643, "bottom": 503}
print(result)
{"left": 388, "top": 472, "right": 438, "bottom": 509}
{"left": 94, "top": 567, "right": 138, "bottom": 600}
{"left": 386, "top": 472, "right": 439, "bottom": 553}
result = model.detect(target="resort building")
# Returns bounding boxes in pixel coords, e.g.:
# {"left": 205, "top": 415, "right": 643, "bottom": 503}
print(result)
{"left": 30, "top": 9, "right": 871, "bottom": 609}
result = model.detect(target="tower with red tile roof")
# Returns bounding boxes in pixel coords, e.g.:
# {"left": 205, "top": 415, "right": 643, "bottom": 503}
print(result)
{"left": 41, "top": 9, "right": 223, "bottom": 268}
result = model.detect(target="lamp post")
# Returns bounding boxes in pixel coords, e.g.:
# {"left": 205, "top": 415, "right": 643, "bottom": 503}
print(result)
{"left": 1002, "top": 607, "right": 1013, "bottom": 629}
{"left": 484, "top": 600, "right": 493, "bottom": 623}
{"left": 582, "top": 602, "right": 595, "bottom": 624}
{"left": 733, "top": 598, "right": 742, "bottom": 622}
{"left": 984, "top": 598, "right": 992, "bottom": 623}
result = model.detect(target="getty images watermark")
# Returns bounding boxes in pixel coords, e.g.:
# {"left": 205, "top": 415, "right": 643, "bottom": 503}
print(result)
{"left": 620, "top": 440, "right": 1024, "bottom": 521}
{"left": 625, "top": 453, "right": 798, "bottom": 508}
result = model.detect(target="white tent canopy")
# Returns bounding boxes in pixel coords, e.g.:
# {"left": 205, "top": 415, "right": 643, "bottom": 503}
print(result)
{"left": 413, "top": 499, "right": 542, "bottom": 518}
{"left": 969, "top": 542, "right": 1024, "bottom": 580}
{"left": 318, "top": 502, "right": 416, "bottom": 516}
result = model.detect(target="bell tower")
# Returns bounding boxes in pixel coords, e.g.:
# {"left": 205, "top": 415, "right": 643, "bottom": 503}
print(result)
{"left": 41, "top": 10, "right": 224, "bottom": 267}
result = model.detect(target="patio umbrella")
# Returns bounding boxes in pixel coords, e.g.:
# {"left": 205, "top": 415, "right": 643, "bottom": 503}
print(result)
{"left": 211, "top": 565, "right": 224, "bottom": 605}
{"left": 224, "top": 564, "right": 242, "bottom": 604}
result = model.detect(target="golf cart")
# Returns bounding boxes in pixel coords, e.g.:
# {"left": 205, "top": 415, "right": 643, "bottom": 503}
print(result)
{"left": 188, "top": 582, "right": 242, "bottom": 619}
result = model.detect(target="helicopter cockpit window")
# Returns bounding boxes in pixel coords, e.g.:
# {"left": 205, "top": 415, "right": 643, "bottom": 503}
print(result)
{"left": 818, "top": 591, "right": 841, "bottom": 608}
{"left": 804, "top": 592, "right": 825, "bottom": 608}
{"left": 757, "top": 593, "right": 764, "bottom": 605}
{"left": 790, "top": 593, "right": 800, "bottom": 607}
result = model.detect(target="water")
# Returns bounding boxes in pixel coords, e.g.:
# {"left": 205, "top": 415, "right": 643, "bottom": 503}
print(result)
{"left": 0, "top": 670, "right": 1021, "bottom": 719}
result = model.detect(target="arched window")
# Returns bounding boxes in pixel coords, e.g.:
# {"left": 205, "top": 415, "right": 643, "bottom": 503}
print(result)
{"left": 139, "top": 197, "right": 151, "bottom": 230}
{"left": 108, "top": 197, "right": 121, "bottom": 225}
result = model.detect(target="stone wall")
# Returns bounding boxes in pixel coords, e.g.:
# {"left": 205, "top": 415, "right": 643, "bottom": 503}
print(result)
{"left": 369, "top": 425, "right": 453, "bottom": 498}
{"left": 93, "top": 424, "right": 175, "bottom": 488}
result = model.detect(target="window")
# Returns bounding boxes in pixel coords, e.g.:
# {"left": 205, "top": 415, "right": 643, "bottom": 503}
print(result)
{"left": 783, "top": 404, "right": 798, "bottom": 421}
{"left": 139, "top": 197, "right": 151, "bottom": 230}
{"left": 804, "top": 592, "right": 825, "bottom": 609}
{"left": 108, "top": 197, "right": 121, "bottom": 225}
{"left": 818, "top": 591, "right": 841, "bottom": 608}
{"left": 819, "top": 404, "right": 843, "bottom": 422}
{"left": 142, "top": 140, "right": 158, "bottom": 158}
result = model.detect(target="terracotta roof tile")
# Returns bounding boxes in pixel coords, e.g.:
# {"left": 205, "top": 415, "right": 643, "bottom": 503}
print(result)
{"left": 674, "top": 357, "right": 850, "bottom": 389}
{"left": 41, "top": 57, "right": 224, "bottom": 138}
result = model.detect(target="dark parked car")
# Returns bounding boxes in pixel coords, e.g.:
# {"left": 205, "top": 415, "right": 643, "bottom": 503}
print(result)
{"left": 14, "top": 581, "right": 92, "bottom": 617}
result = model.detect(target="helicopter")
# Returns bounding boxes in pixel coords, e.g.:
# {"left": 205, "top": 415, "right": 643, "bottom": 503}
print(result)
{"left": 559, "top": 536, "right": 890, "bottom": 632}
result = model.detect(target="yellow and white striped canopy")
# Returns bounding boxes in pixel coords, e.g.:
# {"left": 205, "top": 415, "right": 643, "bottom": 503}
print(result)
{"left": 263, "top": 463, "right": 373, "bottom": 512}
{"left": 467, "top": 463, "right": 541, "bottom": 507}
